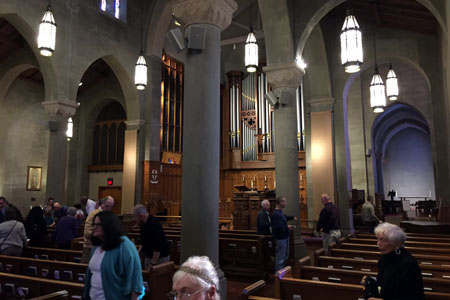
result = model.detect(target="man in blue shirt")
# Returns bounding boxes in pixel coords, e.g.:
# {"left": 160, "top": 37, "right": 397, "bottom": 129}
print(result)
{"left": 271, "top": 196, "right": 297, "bottom": 271}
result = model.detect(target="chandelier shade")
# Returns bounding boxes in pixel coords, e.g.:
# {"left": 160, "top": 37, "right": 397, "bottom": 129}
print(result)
{"left": 370, "top": 68, "right": 386, "bottom": 113}
{"left": 38, "top": 4, "right": 57, "bottom": 57}
{"left": 245, "top": 29, "right": 258, "bottom": 73}
{"left": 386, "top": 64, "right": 399, "bottom": 101}
{"left": 135, "top": 51, "right": 147, "bottom": 90}
{"left": 66, "top": 117, "right": 73, "bottom": 141}
{"left": 340, "top": 10, "right": 363, "bottom": 73}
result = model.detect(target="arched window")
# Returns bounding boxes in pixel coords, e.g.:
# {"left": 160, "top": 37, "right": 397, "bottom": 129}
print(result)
{"left": 91, "top": 102, "right": 126, "bottom": 169}
{"left": 98, "top": 0, "right": 127, "bottom": 22}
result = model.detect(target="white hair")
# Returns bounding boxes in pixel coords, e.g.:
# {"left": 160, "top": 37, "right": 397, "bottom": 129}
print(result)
{"left": 173, "top": 256, "right": 220, "bottom": 297}
{"left": 261, "top": 199, "right": 270, "bottom": 208}
{"left": 375, "top": 222, "right": 406, "bottom": 247}
{"left": 133, "top": 204, "right": 148, "bottom": 216}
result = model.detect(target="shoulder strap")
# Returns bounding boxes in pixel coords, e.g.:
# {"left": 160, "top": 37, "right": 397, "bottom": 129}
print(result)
{"left": 0, "top": 221, "right": 18, "bottom": 247}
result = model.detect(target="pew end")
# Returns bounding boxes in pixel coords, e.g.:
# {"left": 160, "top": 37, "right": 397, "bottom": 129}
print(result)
{"left": 314, "top": 248, "right": 325, "bottom": 266}
{"left": 241, "top": 280, "right": 266, "bottom": 300}
{"left": 29, "top": 290, "right": 69, "bottom": 300}
{"left": 294, "top": 256, "right": 311, "bottom": 278}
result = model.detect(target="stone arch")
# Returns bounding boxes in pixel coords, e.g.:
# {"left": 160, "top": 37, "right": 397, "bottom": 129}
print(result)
{"left": 76, "top": 55, "right": 139, "bottom": 121}
{"left": 258, "top": 0, "right": 295, "bottom": 64}
{"left": 145, "top": 0, "right": 172, "bottom": 57}
{"left": 0, "top": 12, "right": 57, "bottom": 102}
{"left": 0, "top": 48, "right": 40, "bottom": 104}
{"left": 295, "top": 0, "right": 446, "bottom": 59}
{"left": 371, "top": 103, "right": 434, "bottom": 198}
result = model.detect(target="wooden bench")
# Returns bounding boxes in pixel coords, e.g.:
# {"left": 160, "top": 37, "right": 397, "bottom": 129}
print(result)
{"left": 313, "top": 254, "right": 450, "bottom": 279}
{"left": 329, "top": 247, "right": 450, "bottom": 266}
{"left": 338, "top": 242, "right": 450, "bottom": 256}
{"left": 347, "top": 237, "right": 450, "bottom": 248}
{"left": 356, "top": 233, "right": 450, "bottom": 242}
{"left": 29, "top": 290, "right": 68, "bottom": 300}
{"left": 0, "top": 255, "right": 174, "bottom": 300}
{"left": 0, "top": 272, "right": 83, "bottom": 299}
{"left": 23, "top": 247, "right": 83, "bottom": 263}
{"left": 296, "top": 264, "right": 450, "bottom": 293}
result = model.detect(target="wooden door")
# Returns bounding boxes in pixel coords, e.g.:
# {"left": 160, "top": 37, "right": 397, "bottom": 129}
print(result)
{"left": 98, "top": 186, "right": 122, "bottom": 215}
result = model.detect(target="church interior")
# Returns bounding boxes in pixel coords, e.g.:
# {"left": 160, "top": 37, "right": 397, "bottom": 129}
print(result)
{"left": 1, "top": 0, "right": 450, "bottom": 299}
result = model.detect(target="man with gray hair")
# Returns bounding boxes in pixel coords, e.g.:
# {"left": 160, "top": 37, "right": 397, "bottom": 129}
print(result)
{"left": 133, "top": 204, "right": 170, "bottom": 268}
{"left": 81, "top": 196, "right": 114, "bottom": 263}
{"left": 316, "top": 193, "right": 341, "bottom": 254}
{"left": 53, "top": 207, "right": 81, "bottom": 249}
{"left": 257, "top": 199, "right": 272, "bottom": 235}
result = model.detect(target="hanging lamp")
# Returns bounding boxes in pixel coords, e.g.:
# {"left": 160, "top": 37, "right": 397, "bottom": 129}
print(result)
{"left": 135, "top": 1, "right": 147, "bottom": 90}
{"left": 38, "top": 2, "right": 57, "bottom": 57}
{"left": 66, "top": 117, "right": 73, "bottom": 141}
{"left": 245, "top": 0, "right": 258, "bottom": 73}
{"left": 386, "top": 63, "right": 399, "bottom": 101}
{"left": 340, "top": 9, "right": 363, "bottom": 73}
{"left": 135, "top": 50, "right": 147, "bottom": 90}
{"left": 369, "top": 28, "right": 385, "bottom": 113}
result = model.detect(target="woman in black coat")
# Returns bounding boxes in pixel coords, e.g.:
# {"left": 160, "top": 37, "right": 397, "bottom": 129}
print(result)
{"left": 362, "top": 222, "right": 425, "bottom": 300}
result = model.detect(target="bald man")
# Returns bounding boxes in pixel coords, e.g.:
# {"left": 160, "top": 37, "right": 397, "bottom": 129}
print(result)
{"left": 316, "top": 193, "right": 341, "bottom": 254}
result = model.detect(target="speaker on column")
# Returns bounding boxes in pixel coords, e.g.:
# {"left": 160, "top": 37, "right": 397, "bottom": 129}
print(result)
{"left": 265, "top": 91, "right": 279, "bottom": 106}
{"left": 186, "top": 25, "right": 206, "bottom": 50}
{"left": 167, "top": 28, "right": 186, "bottom": 52}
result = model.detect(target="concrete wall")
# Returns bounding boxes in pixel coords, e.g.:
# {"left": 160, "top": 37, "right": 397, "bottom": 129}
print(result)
{"left": 0, "top": 78, "right": 48, "bottom": 213}
{"left": 383, "top": 128, "right": 436, "bottom": 201}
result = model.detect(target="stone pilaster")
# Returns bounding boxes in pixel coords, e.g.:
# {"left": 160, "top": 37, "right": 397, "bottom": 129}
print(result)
{"left": 263, "top": 63, "right": 307, "bottom": 259}
{"left": 42, "top": 100, "right": 78, "bottom": 203}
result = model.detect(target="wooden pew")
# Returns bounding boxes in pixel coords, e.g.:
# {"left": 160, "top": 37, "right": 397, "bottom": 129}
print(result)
{"left": 356, "top": 233, "right": 450, "bottom": 243}
{"left": 329, "top": 247, "right": 450, "bottom": 266}
{"left": 347, "top": 237, "right": 450, "bottom": 248}
{"left": 274, "top": 266, "right": 364, "bottom": 300}
{"left": 274, "top": 266, "right": 450, "bottom": 300}
{"left": 0, "top": 272, "right": 83, "bottom": 299}
{"left": 0, "top": 255, "right": 174, "bottom": 300}
{"left": 338, "top": 242, "right": 450, "bottom": 256}
{"left": 241, "top": 280, "right": 266, "bottom": 300}
{"left": 23, "top": 247, "right": 83, "bottom": 263}
{"left": 296, "top": 265, "right": 450, "bottom": 293}
{"left": 29, "top": 290, "right": 68, "bottom": 300}
{"left": 314, "top": 254, "right": 450, "bottom": 279}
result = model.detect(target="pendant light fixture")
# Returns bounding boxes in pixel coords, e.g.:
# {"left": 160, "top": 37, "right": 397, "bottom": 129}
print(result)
{"left": 340, "top": 8, "right": 363, "bottom": 73}
{"left": 369, "top": 29, "right": 386, "bottom": 113}
{"left": 134, "top": 1, "right": 147, "bottom": 90}
{"left": 66, "top": 117, "right": 73, "bottom": 141}
{"left": 245, "top": 0, "right": 258, "bottom": 73}
{"left": 386, "top": 63, "right": 399, "bottom": 101}
{"left": 38, "top": 1, "right": 57, "bottom": 57}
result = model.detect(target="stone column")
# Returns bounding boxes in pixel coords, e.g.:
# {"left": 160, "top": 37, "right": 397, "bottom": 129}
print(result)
{"left": 42, "top": 100, "right": 78, "bottom": 203}
{"left": 122, "top": 120, "right": 145, "bottom": 213}
{"left": 263, "top": 63, "right": 307, "bottom": 259}
{"left": 170, "top": 1, "right": 236, "bottom": 298}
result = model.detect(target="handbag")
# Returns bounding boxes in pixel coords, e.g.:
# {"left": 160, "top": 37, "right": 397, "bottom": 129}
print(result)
{"left": 364, "top": 276, "right": 380, "bottom": 300}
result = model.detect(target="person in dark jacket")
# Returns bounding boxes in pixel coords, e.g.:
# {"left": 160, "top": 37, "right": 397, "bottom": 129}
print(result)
{"left": 53, "top": 207, "right": 81, "bottom": 249}
{"left": 133, "top": 204, "right": 170, "bottom": 269}
{"left": 316, "top": 193, "right": 341, "bottom": 254}
{"left": 271, "top": 197, "right": 297, "bottom": 271}
{"left": 24, "top": 206, "right": 47, "bottom": 247}
{"left": 362, "top": 222, "right": 425, "bottom": 300}
{"left": 257, "top": 199, "right": 271, "bottom": 235}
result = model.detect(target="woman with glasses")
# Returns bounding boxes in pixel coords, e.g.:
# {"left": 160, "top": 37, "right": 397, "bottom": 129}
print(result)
{"left": 83, "top": 211, "right": 144, "bottom": 300}
{"left": 169, "top": 256, "right": 220, "bottom": 300}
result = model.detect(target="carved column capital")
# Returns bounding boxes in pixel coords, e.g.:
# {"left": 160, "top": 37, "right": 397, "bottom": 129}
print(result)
{"left": 170, "top": 0, "right": 237, "bottom": 31}
{"left": 263, "top": 63, "right": 304, "bottom": 89}
{"left": 126, "top": 119, "right": 146, "bottom": 131}
{"left": 42, "top": 100, "right": 78, "bottom": 119}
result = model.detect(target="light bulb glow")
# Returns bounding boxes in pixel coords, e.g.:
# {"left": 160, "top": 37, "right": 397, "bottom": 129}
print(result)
{"left": 386, "top": 66, "right": 399, "bottom": 101}
{"left": 38, "top": 5, "right": 57, "bottom": 57}
{"left": 340, "top": 11, "right": 363, "bottom": 73}
{"left": 135, "top": 52, "right": 147, "bottom": 90}
{"left": 370, "top": 69, "right": 386, "bottom": 113}
{"left": 245, "top": 30, "right": 258, "bottom": 73}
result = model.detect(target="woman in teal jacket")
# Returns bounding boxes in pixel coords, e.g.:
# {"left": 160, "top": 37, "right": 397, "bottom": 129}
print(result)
{"left": 84, "top": 211, "right": 144, "bottom": 300}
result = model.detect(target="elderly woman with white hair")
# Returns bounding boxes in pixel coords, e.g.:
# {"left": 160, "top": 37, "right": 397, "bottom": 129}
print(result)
{"left": 362, "top": 222, "right": 424, "bottom": 300}
{"left": 169, "top": 256, "right": 220, "bottom": 300}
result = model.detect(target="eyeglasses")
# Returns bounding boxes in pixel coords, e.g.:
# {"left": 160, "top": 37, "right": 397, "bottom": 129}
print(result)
{"left": 93, "top": 223, "right": 102, "bottom": 227}
{"left": 167, "top": 288, "right": 206, "bottom": 300}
